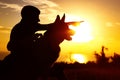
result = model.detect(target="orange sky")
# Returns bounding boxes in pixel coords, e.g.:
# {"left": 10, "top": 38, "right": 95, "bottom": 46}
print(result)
{"left": 0, "top": 0, "right": 120, "bottom": 63}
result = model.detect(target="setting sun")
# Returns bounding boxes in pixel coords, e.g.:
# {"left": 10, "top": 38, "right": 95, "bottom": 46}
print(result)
{"left": 69, "top": 21, "right": 93, "bottom": 42}
{"left": 71, "top": 54, "right": 86, "bottom": 63}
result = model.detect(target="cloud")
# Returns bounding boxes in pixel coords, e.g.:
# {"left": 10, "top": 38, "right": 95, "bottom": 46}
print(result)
{"left": 106, "top": 22, "right": 120, "bottom": 27}
{"left": 0, "top": 0, "right": 59, "bottom": 12}
{"left": 0, "top": 0, "right": 63, "bottom": 23}
{"left": 0, "top": 2, "right": 22, "bottom": 12}
{"left": 115, "top": 22, "right": 120, "bottom": 26}
{"left": 0, "top": 25, "right": 4, "bottom": 28}
{"left": 106, "top": 22, "right": 113, "bottom": 27}
{"left": 0, "top": 25, "right": 11, "bottom": 34}
{"left": 22, "top": 0, "right": 58, "bottom": 7}
{"left": 22, "top": 0, "right": 61, "bottom": 14}
{"left": 0, "top": 25, "right": 11, "bottom": 30}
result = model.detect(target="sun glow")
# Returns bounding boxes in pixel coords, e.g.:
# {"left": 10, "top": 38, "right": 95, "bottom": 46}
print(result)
{"left": 71, "top": 54, "right": 86, "bottom": 63}
{"left": 69, "top": 21, "right": 93, "bottom": 42}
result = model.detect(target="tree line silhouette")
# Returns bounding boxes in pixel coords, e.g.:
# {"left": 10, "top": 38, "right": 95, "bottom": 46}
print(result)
{"left": 94, "top": 46, "right": 120, "bottom": 65}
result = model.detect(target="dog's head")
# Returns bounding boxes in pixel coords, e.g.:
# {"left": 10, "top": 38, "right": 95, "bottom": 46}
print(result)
{"left": 45, "top": 14, "right": 74, "bottom": 42}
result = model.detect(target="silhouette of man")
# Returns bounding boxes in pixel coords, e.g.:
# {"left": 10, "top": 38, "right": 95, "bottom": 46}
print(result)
{"left": 2, "top": 5, "right": 49, "bottom": 80}
{"left": 6, "top": 5, "right": 50, "bottom": 68}
{"left": 7, "top": 5, "right": 48, "bottom": 52}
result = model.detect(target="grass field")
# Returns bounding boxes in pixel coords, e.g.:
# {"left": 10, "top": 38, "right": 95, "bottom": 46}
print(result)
{"left": 64, "top": 64, "right": 120, "bottom": 80}
{"left": 49, "top": 63, "right": 120, "bottom": 80}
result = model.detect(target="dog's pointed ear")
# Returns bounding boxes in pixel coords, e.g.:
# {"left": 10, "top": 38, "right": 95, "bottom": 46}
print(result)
{"left": 61, "top": 14, "right": 65, "bottom": 22}
{"left": 54, "top": 15, "right": 60, "bottom": 23}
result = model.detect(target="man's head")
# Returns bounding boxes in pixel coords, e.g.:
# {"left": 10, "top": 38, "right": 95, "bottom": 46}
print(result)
{"left": 21, "top": 5, "right": 40, "bottom": 22}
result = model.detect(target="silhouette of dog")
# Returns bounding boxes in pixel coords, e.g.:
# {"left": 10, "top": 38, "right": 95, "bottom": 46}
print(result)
{"left": 33, "top": 14, "right": 74, "bottom": 80}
